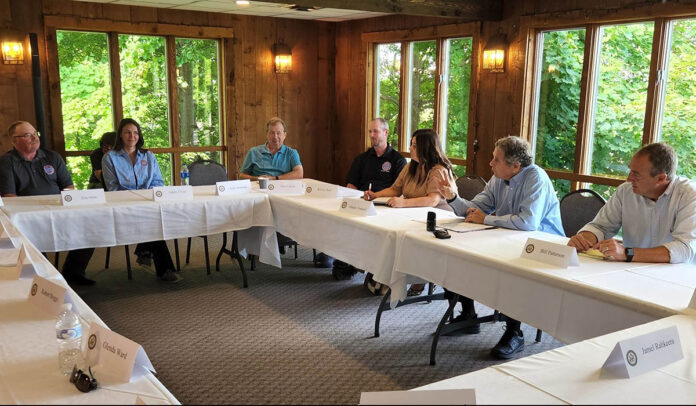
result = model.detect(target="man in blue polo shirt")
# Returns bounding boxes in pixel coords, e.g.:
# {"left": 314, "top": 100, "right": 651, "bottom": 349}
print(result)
{"left": 239, "top": 117, "right": 303, "bottom": 181}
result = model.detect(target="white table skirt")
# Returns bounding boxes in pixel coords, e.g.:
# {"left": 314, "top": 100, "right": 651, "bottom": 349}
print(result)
{"left": 391, "top": 228, "right": 694, "bottom": 343}
{"left": 1, "top": 186, "right": 281, "bottom": 268}
{"left": 415, "top": 314, "right": 696, "bottom": 404}
{"left": 268, "top": 185, "right": 457, "bottom": 285}
{"left": 0, "top": 213, "right": 179, "bottom": 405}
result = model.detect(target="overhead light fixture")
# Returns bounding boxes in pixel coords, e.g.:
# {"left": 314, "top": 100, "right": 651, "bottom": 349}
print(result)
{"left": 482, "top": 33, "right": 507, "bottom": 73}
{"left": 236, "top": 1, "right": 250, "bottom": 5}
{"left": 273, "top": 42, "right": 292, "bottom": 74}
{"left": 2, "top": 41, "right": 24, "bottom": 65}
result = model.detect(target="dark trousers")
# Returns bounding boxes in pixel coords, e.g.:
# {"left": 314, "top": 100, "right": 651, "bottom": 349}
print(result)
{"left": 61, "top": 248, "right": 95, "bottom": 279}
{"left": 447, "top": 290, "right": 522, "bottom": 332}
{"left": 136, "top": 241, "right": 175, "bottom": 277}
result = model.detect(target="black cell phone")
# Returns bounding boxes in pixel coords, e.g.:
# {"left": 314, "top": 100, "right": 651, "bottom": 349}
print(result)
{"left": 433, "top": 229, "right": 451, "bottom": 239}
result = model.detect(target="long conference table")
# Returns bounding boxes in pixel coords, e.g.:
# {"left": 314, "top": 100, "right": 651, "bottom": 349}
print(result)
{"left": 3, "top": 178, "right": 696, "bottom": 404}
{"left": 0, "top": 212, "right": 178, "bottom": 404}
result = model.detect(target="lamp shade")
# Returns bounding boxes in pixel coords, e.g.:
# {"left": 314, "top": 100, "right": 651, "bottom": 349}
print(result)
{"left": 482, "top": 34, "right": 507, "bottom": 73}
{"left": 273, "top": 42, "right": 292, "bottom": 74}
{"left": 2, "top": 41, "right": 24, "bottom": 64}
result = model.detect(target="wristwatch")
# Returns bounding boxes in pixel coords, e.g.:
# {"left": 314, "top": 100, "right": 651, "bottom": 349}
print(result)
{"left": 624, "top": 247, "right": 634, "bottom": 262}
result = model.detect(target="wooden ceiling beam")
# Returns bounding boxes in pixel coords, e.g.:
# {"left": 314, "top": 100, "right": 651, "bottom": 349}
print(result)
{"left": 259, "top": 0, "right": 502, "bottom": 20}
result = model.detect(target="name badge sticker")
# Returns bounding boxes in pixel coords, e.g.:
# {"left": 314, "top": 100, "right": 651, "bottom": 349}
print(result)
{"left": 339, "top": 197, "right": 377, "bottom": 216}
{"left": 61, "top": 189, "right": 106, "bottom": 206}
{"left": 602, "top": 325, "right": 683, "bottom": 378}
{"left": 86, "top": 322, "right": 156, "bottom": 383}
{"left": 152, "top": 186, "right": 194, "bottom": 202}
{"left": 27, "top": 274, "right": 67, "bottom": 316}
{"left": 521, "top": 237, "right": 579, "bottom": 268}
{"left": 216, "top": 179, "right": 251, "bottom": 196}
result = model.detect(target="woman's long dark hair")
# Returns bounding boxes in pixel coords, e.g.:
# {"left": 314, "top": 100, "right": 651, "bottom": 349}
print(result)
{"left": 114, "top": 118, "right": 146, "bottom": 152}
{"left": 407, "top": 128, "right": 454, "bottom": 184}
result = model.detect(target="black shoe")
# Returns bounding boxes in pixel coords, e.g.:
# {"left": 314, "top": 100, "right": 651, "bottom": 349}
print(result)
{"left": 314, "top": 253, "right": 335, "bottom": 268}
{"left": 65, "top": 275, "right": 96, "bottom": 287}
{"left": 279, "top": 245, "right": 286, "bottom": 255}
{"left": 332, "top": 265, "right": 357, "bottom": 280}
{"left": 491, "top": 329, "right": 524, "bottom": 359}
{"left": 446, "top": 312, "right": 480, "bottom": 335}
{"left": 160, "top": 270, "right": 183, "bottom": 283}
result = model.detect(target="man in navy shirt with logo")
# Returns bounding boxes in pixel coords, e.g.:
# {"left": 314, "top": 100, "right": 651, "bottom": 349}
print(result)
{"left": 330, "top": 118, "right": 406, "bottom": 283}
{"left": 0, "top": 121, "right": 96, "bottom": 286}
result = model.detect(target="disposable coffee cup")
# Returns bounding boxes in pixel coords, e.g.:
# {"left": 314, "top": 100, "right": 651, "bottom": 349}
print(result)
{"left": 258, "top": 177, "right": 269, "bottom": 189}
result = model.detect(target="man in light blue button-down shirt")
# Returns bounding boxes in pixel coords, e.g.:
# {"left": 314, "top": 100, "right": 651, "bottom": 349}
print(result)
{"left": 437, "top": 136, "right": 564, "bottom": 360}
{"left": 568, "top": 142, "right": 696, "bottom": 265}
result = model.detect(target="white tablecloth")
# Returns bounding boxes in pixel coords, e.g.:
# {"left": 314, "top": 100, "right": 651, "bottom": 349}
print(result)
{"left": 415, "top": 314, "right": 696, "bottom": 404}
{"left": 0, "top": 213, "right": 179, "bottom": 404}
{"left": 1, "top": 186, "right": 281, "bottom": 268}
{"left": 268, "top": 181, "right": 458, "bottom": 284}
{"left": 391, "top": 228, "right": 696, "bottom": 343}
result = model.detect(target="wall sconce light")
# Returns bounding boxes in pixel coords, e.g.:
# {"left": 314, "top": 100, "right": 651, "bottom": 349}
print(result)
{"left": 273, "top": 42, "right": 292, "bottom": 74}
{"left": 482, "top": 33, "right": 507, "bottom": 73}
{"left": 2, "top": 41, "right": 24, "bottom": 65}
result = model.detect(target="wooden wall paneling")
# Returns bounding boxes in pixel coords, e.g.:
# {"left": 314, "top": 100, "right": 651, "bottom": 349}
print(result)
{"left": 256, "top": 17, "right": 276, "bottom": 155}
{"left": 333, "top": 22, "right": 355, "bottom": 184}
{"left": 42, "top": 0, "right": 73, "bottom": 17}
{"left": 101, "top": 3, "right": 130, "bottom": 22}
{"left": 0, "top": 0, "right": 11, "bottom": 27}
{"left": 43, "top": 16, "right": 232, "bottom": 38}
{"left": 315, "top": 22, "right": 336, "bottom": 183}
{"left": 130, "top": 5, "right": 158, "bottom": 24}
{"left": 474, "top": 23, "right": 500, "bottom": 179}
{"left": 0, "top": 83, "right": 19, "bottom": 153}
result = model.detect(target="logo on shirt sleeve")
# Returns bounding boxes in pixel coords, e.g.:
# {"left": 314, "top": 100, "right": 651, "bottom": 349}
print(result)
{"left": 43, "top": 165, "right": 55, "bottom": 175}
{"left": 141, "top": 160, "right": 148, "bottom": 166}
{"left": 381, "top": 162, "right": 392, "bottom": 172}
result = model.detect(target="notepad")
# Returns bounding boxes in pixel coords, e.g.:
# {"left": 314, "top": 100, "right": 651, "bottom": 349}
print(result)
{"left": 370, "top": 197, "right": 390, "bottom": 206}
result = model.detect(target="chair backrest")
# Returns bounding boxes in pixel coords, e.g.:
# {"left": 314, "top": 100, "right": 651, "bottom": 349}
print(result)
{"left": 188, "top": 160, "right": 228, "bottom": 186}
{"left": 455, "top": 176, "right": 487, "bottom": 201}
{"left": 559, "top": 189, "right": 606, "bottom": 237}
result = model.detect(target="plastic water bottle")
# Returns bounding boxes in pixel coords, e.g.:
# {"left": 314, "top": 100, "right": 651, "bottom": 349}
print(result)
{"left": 56, "top": 303, "right": 82, "bottom": 375}
{"left": 180, "top": 164, "right": 190, "bottom": 186}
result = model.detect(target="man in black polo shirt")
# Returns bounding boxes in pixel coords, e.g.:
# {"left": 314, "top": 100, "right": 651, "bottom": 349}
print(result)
{"left": 329, "top": 118, "right": 406, "bottom": 283}
{"left": 0, "top": 121, "right": 96, "bottom": 286}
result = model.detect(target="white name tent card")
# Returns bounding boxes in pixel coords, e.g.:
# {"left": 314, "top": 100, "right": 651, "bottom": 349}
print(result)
{"left": 216, "top": 179, "right": 251, "bottom": 196}
{"left": 86, "top": 322, "right": 156, "bottom": 383}
{"left": 152, "top": 185, "right": 194, "bottom": 202}
{"left": 264, "top": 180, "right": 305, "bottom": 195}
{"left": 339, "top": 197, "right": 377, "bottom": 216}
{"left": 521, "top": 237, "right": 579, "bottom": 268}
{"left": 0, "top": 244, "right": 26, "bottom": 280}
{"left": 360, "top": 389, "right": 476, "bottom": 405}
{"left": 304, "top": 182, "right": 339, "bottom": 198}
{"left": 602, "top": 325, "right": 683, "bottom": 378}
{"left": 61, "top": 189, "right": 106, "bottom": 206}
{"left": 27, "top": 274, "right": 67, "bottom": 316}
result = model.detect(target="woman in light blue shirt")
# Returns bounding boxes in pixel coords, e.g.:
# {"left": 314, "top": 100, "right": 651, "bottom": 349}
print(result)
{"left": 102, "top": 118, "right": 180, "bottom": 283}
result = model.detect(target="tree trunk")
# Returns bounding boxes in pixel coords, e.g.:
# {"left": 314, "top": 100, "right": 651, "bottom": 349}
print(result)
{"left": 179, "top": 62, "right": 194, "bottom": 146}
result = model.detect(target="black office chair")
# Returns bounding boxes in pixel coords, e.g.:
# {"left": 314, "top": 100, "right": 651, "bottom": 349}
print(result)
{"left": 187, "top": 159, "right": 228, "bottom": 275}
{"left": 559, "top": 189, "right": 607, "bottom": 237}
{"left": 455, "top": 175, "right": 487, "bottom": 200}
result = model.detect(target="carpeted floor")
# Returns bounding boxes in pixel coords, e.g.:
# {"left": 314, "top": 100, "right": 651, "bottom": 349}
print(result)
{"left": 66, "top": 235, "right": 564, "bottom": 404}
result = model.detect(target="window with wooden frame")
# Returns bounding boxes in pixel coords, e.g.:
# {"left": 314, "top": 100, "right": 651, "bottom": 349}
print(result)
{"left": 525, "top": 14, "right": 696, "bottom": 200}
{"left": 364, "top": 23, "right": 478, "bottom": 177}
{"left": 45, "top": 17, "right": 230, "bottom": 188}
